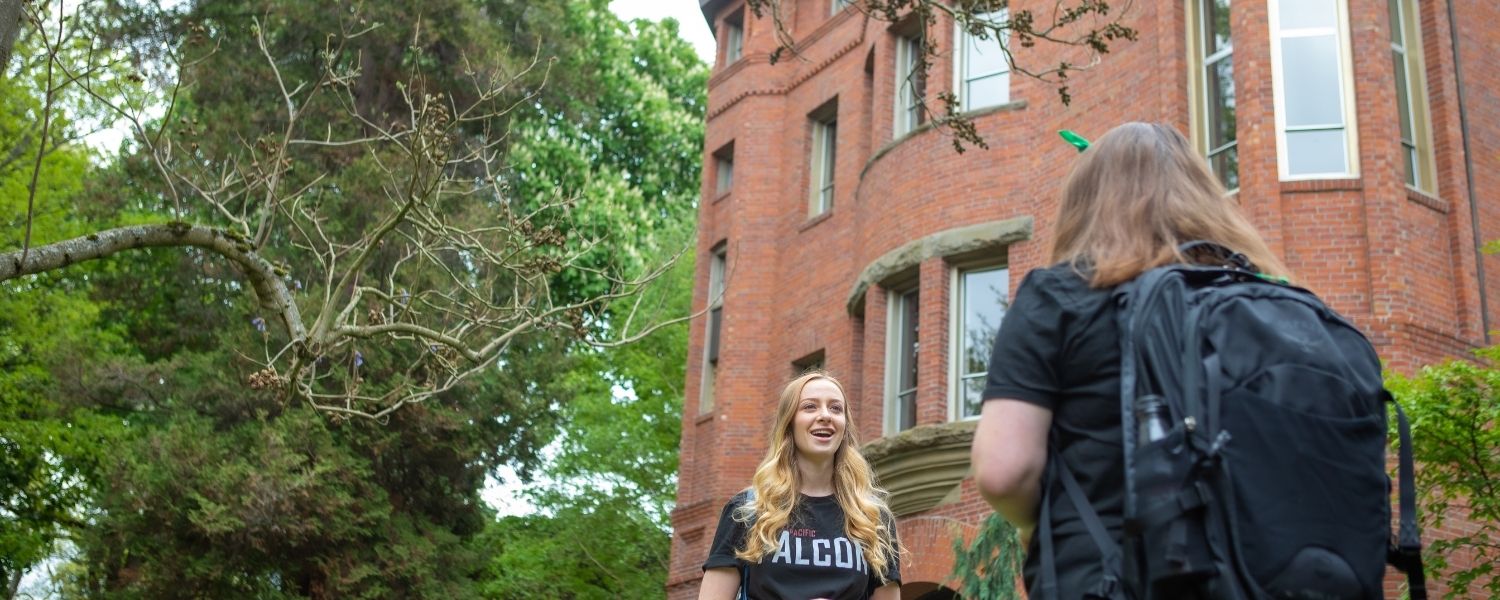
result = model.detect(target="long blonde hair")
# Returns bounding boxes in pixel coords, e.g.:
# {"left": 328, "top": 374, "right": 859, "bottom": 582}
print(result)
{"left": 733, "top": 371, "right": 899, "bottom": 582}
{"left": 1051, "top": 122, "right": 1290, "bottom": 287}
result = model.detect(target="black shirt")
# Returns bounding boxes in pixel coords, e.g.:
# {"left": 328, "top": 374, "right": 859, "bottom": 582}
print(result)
{"left": 703, "top": 491, "right": 901, "bottom": 600}
{"left": 982, "top": 263, "right": 1125, "bottom": 598}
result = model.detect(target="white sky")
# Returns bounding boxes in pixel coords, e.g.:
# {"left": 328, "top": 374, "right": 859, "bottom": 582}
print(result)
{"left": 611, "top": 0, "right": 717, "bottom": 63}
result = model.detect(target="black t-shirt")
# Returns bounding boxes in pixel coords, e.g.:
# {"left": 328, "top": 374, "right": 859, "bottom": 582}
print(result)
{"left": 982, "top": 263, "right": 1125, "bottom": 598}
{"left": 703, "top": 491, "right": 900, "bottom": 600}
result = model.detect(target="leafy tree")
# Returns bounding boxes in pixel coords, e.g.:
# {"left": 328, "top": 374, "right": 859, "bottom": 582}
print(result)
{"left": 2, "top": 0, "right": 704, "bottom": 597}
{"left": 2, "top": 0, "right": 690, "bottom": 422}
{"left": 1386, "top": 347, "right": 1500, "bottom": 599}
{"left": 0, "top": 20, "right": 135, "bottom": 594}
{"left": 475, "top": 7, "right": 704, "bottom": 598}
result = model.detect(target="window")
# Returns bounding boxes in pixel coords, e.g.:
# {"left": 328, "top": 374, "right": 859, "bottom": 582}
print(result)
{"left": 893, "top": 32, "right": 926, "bottom": 137}
{"left": 955, "top": 10, "right": 1010, "bottom": 112}
{"left": 724, "top": 10, "right": 745, "bottom": 65}
{"left": 1270, "top": 0, "right": 1358, "bottom": 179}
{"left": 700, "top": 246, "right": 727, "bottom": 412}
{"left": 832, "top": 0, "right": 851, "bottom": 15}
{"left": 714, "top": 142, "right": 734, "bottom": 196}
{"left": 1189, "top": 0, "right": 1238, "bottom": 190}
{"left": 1389, "top": 0, "right": 1434, "bottom": 192}
{"left": 884, "top": 287, "right": 919, "bottom": 434}
{"left": 793, "top": 350, "right": 826, "bottom": 375}
{"left": 808, "top": 101, "right": 838, "bottom": 217}
{"left": 952, "top": 265, "right": 1008, "bottom": 421}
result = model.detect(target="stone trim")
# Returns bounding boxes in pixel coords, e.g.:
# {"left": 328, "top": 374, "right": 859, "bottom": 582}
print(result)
{"left": 846, "top": 216, "right": 1033, "bottom": 316}
{"left": 861, "top": 420, "right": 978, "bottom": 517}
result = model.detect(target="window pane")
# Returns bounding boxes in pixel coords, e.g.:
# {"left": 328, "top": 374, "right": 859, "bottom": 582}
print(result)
{"left": 899, "top": 391, "right": 916, "bottom": 431}
{"left": 1387, "top": 0, "right": 1404, "bottom": 45}
{"left": 1211, "top": 145, "right": 1240, "bottom": 190}
{"left": 717, "top": 158, "right": 733, "bottom": 194}
{"left": 1403, "top": 144, "right": 1418, "bottom": 187}
{"left": 965, "top": 73, "right": 1010, "bottom": 109}
{"left": 1203, "top": 0, "right": 1232, "bottom": 55}
{"left": 1393, "top": 53, "right": 1414, "bottom": 144}
{"left": 965, "top": 22, "right": 1008, "bottom": 78}
{"left": 1279, "top": 0, "right": 1336, "bottom": 29}
{"left": 1286, "top": 129, "right": 1347, "bottom": 175}
{"left": 961, "top": 268, "right": 1008, "bottom": 375}
{"left": 727, "top": 25, "right": 743, "bottom": 62}
{"left": 1281, "top": 35, "right": 1344, "bottom": 127}
{"left": 1206, "top": 57, "right": 1236, "bottom": 150}
{"left": 707, "top": 307, "right": 722, "bottom": 364}
{"left": 962, "top": 376, "right": 985, "bottom": 420}
{"left": 898, "top": 291, "right": 918, "bottom": 392}
{"left": 824, "top": 122, "right": 837, "bottom": 188}
{"left": 710, "top": 252, "right": 726, "bottom": 298}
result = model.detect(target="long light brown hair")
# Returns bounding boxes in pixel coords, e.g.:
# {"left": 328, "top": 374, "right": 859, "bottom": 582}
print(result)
{"left": 733, "top": 371, "right": 899, "bottom": 582}
{"left": 1051, "top": 122, "right": 1290, "bottom": 287}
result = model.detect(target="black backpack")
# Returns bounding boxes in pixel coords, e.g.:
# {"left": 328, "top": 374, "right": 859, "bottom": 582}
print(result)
{"left": 1035, "top": 242, "right": 1427, "bottom": 600}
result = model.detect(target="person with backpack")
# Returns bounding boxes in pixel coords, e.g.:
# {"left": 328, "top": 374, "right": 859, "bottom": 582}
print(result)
{"left": 970, "top": 122, "right": 1424, "bottom": 600}
{"left": 699, "top": 371, "right": 902, "bottom": 600}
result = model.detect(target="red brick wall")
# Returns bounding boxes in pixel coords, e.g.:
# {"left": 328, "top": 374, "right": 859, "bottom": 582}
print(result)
{"left": 669, "top": 1, "right": 1495, "bottom": 597}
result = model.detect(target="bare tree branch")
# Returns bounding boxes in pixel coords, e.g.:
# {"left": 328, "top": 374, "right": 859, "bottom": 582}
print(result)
{"left": 747, "top": 0, "right": 1137, "bottom": 152}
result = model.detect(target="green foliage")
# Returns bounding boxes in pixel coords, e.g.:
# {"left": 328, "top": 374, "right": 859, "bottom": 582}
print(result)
{"left": 474, "top": 6, "right": 704, "bottom": 598}
{"left": 0, "top": 26, "right": 134, "bottom": 589}
{"left": 5, "top": 0, "right": 706, "bottom": 597}
{"left": 1386, "top": 346, "right": 1500, "bottom": 599}
{"left": 506, "top": 4, "right": 708, "bottom": 303}
{"left": 949, "top": 514, "right": 1025, "bottom": 600}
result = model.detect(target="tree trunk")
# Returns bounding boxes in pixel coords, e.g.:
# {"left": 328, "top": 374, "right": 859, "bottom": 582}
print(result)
{"left": 0, "top": 0, "right": 21, "bottom": 77}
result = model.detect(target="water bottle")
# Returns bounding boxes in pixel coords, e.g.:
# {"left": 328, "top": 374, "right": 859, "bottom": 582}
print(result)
{"left": 1132, "top": 393, "right": 1217, "bottom": 588}
{"left": 1135, "top": 394, "right": 1172, "bottom": 446}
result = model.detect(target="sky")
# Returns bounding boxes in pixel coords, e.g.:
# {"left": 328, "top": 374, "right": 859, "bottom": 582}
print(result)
{"left": 611, "top": 0, "right": 717, "bottom": 63}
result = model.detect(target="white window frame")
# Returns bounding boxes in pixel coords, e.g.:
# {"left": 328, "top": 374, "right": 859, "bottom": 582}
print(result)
{"left": 1187, "top": 0, "right": 1239, "bottom": 192}
{"left": 1388, "top": 0, "right": 1435, "bottom": 193}
{"left": 893, "top": 34, "right": 925, "bottom": 138}
{"left": 952, "top": 10, "right": 1011, "bottom": 112}
{"left": 808, "top": 117, "right": 836, "bottom": 217}
{"left": 883, "top": 286, "right": 920, "bottom": 435}
{"left": 699, "top": 247, "right": 727, "bottom": 412}
{"left": 1268, "top": 0, "right": 1360, "bottom": 180}
{"left": 948, "top": 262, "right": 1008, "bottom": 422}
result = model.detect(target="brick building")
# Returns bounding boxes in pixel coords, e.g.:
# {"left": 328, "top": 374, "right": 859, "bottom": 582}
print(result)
{"left": 668, "top": 0, "right": 1498, "bottom": 598}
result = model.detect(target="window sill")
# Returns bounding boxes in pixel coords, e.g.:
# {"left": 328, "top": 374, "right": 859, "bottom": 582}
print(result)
{"left": 1279, "top": 178, "right": 1363, "bottom": 193}
{"left": 712, "top": 190, "right": 732, "bottom": 204}
{"left": 799, "top": 210, "right": 834, "bottom": 232}
{"left": 695, "top": 411, "right": 718, "bottom": 425}
{"left": 861, "top": 419, "right": 978, "bottom": 517}
{"left": 1405, "top": 187, "right": 1447, "bottom": 213}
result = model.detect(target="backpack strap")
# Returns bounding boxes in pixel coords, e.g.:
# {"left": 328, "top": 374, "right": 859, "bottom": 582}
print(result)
{"left": 1386, "top": 397, "right": 1427, "bottom": 600}
{"left": 1038, "top": 445, "right": 1127, "bottom": 600}
{"left": 738, "top": 488, "right": 756, "bottom": 600}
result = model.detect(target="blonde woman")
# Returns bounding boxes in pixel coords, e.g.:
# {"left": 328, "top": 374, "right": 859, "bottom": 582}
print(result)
{"left": 971, "top": 122, "right": 1292, "bottom": 598}
{"left": 700, "top": 372, "right": 902, "bottom": 600}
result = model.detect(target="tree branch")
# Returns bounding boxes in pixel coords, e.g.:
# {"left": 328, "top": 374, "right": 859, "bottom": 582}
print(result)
{"left": 0, "top": 223, "right": 305, "bottom": 339}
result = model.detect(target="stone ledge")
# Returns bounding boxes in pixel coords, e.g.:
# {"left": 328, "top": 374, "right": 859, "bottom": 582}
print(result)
{"left": 862, "top": 420, "right": 977, "bottom": 517}
{"left": 846, "top": 216, "right": 1033, "bottom": 316}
